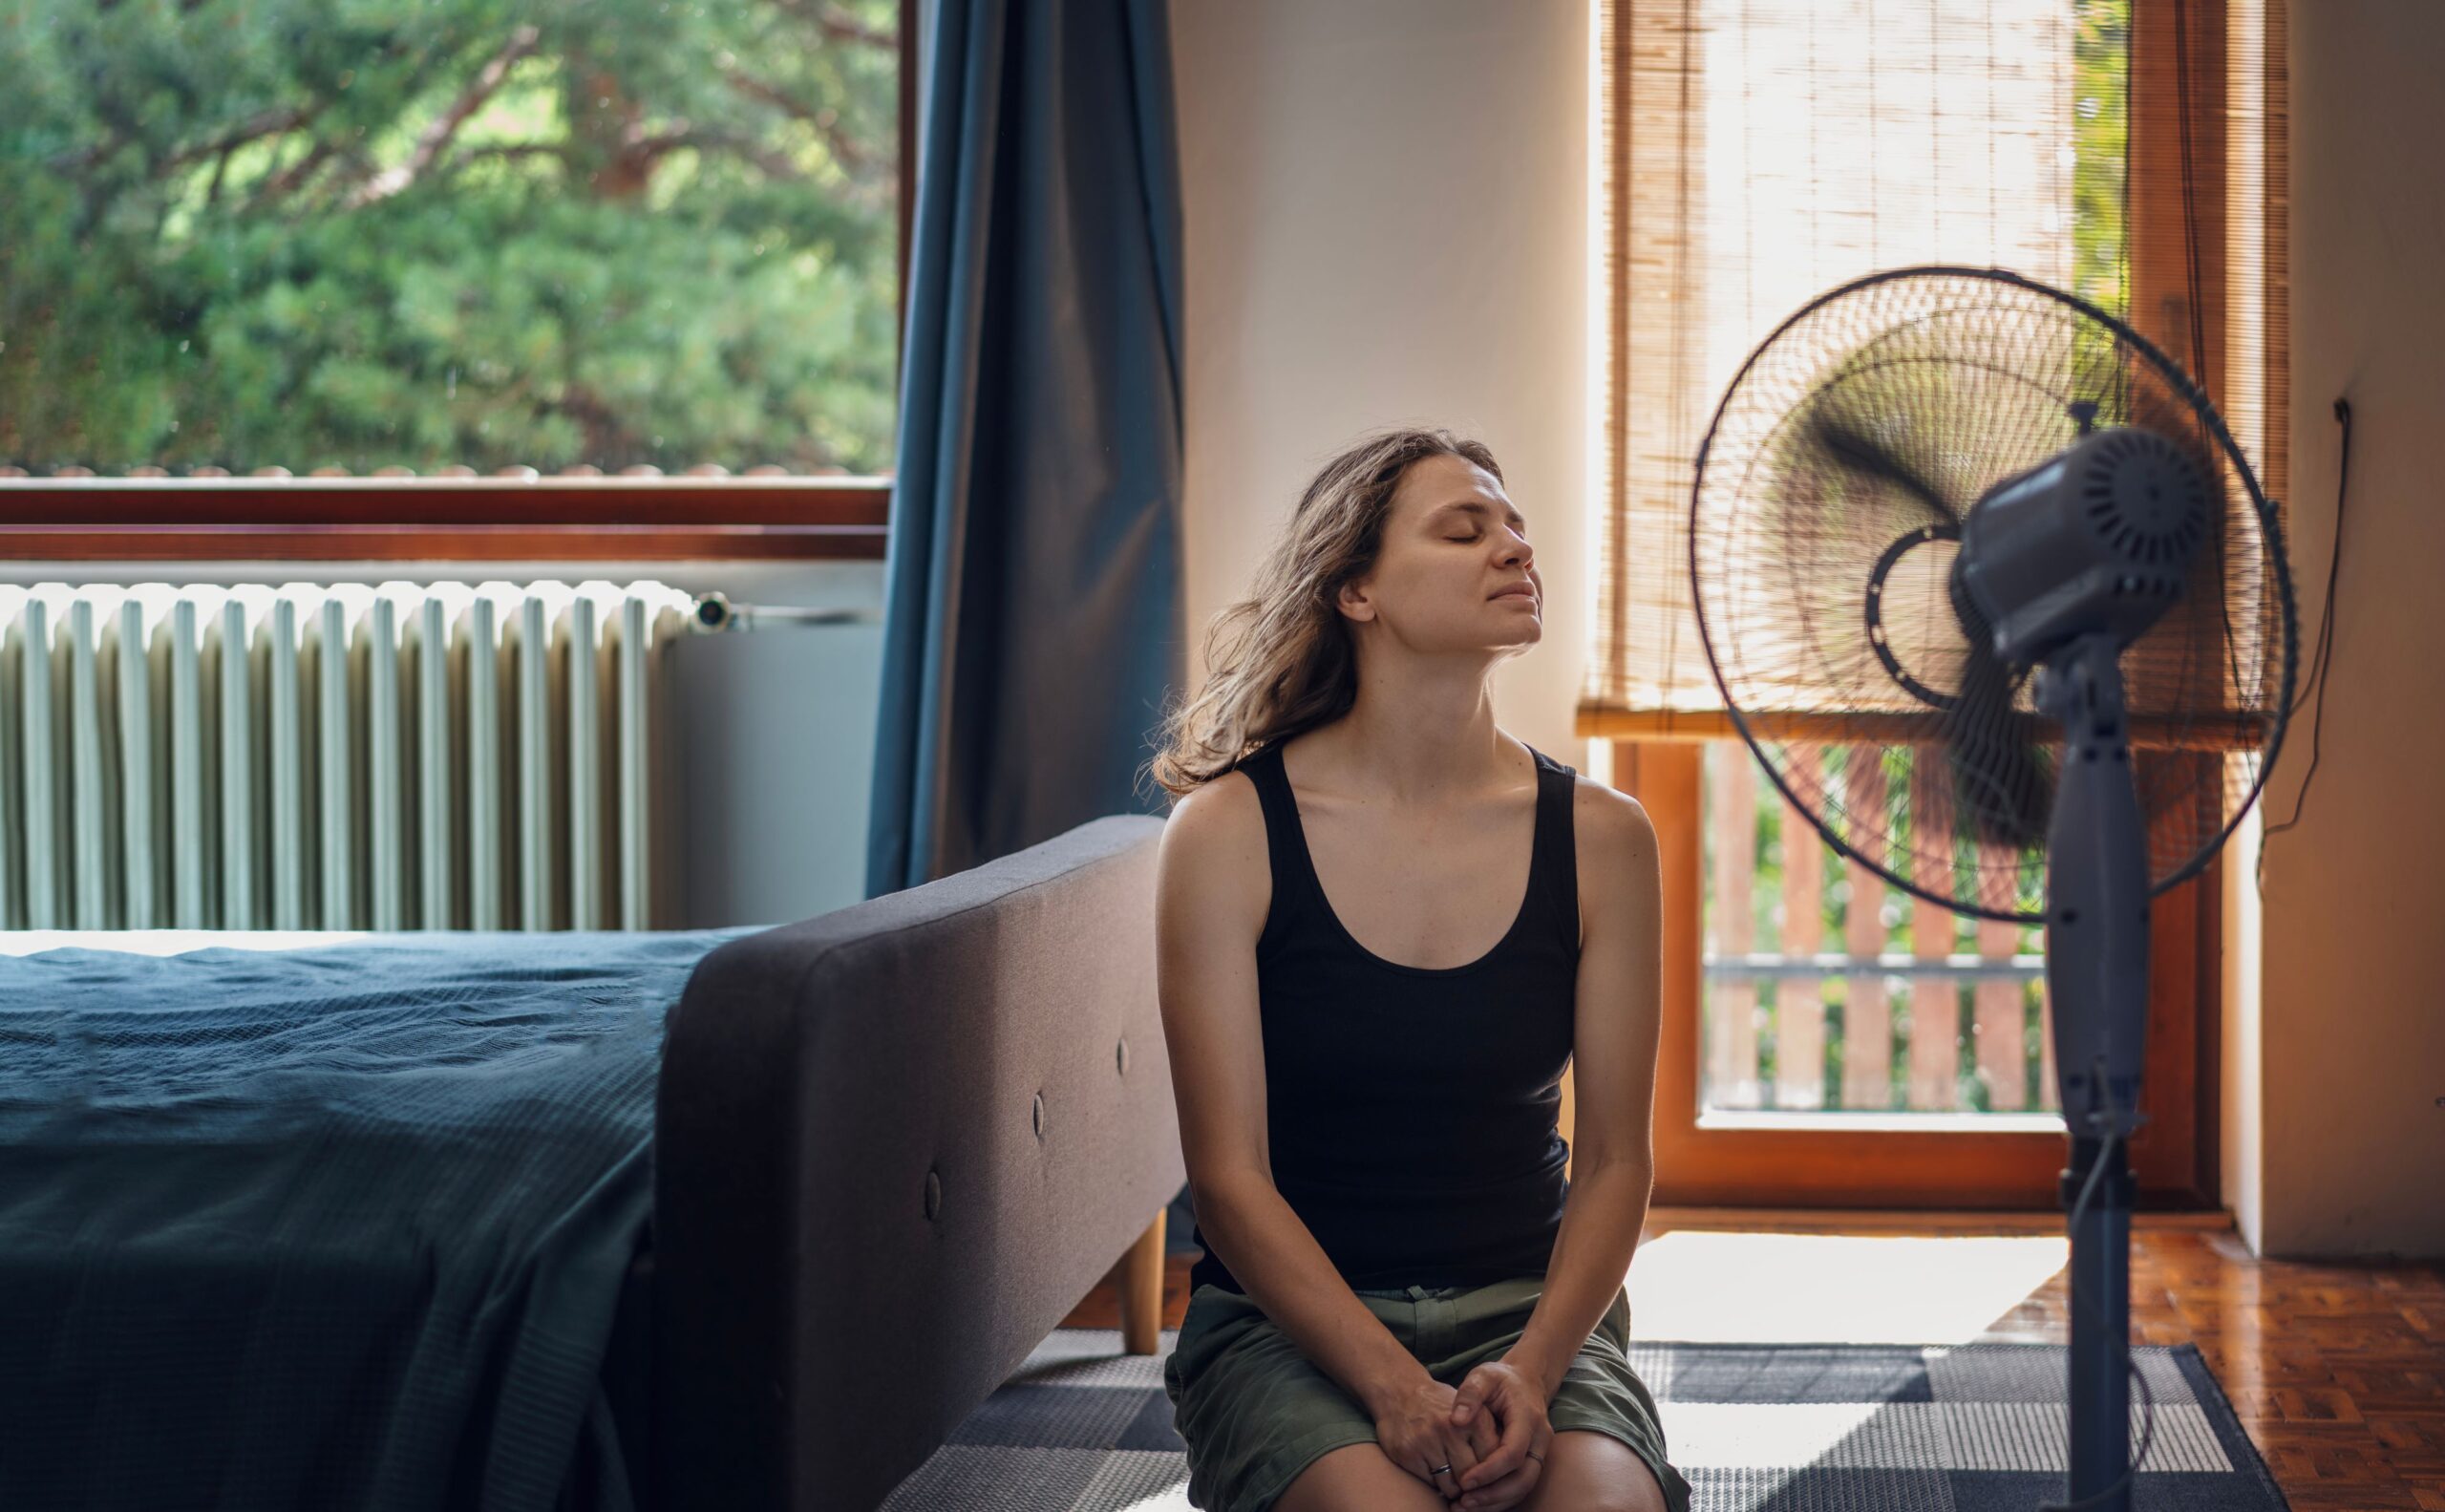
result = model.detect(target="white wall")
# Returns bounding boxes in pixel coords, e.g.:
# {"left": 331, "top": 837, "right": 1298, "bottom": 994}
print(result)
{"left": 1168, "top": 0, "right": 1594, "bottom": 760}
{"left": 0, "top": 558, "right": 886, "bottom": 928}
{"left": 2254, "top": 3, "right": 2445, "bottom": 1259}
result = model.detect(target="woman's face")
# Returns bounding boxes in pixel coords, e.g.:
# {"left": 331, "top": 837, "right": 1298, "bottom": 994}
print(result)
{"left": 1339, "top": 452, "right": 1542, "bottom": 655}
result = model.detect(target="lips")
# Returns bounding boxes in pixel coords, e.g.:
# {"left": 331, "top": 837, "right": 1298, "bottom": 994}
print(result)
{"left": 1490, "top": 584, "right": 1537, "bottom": 603}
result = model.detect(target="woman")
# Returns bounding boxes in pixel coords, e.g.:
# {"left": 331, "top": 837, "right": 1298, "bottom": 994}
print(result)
{"left": 1146, "top": 429, "right": 1693, "bottom": 1512}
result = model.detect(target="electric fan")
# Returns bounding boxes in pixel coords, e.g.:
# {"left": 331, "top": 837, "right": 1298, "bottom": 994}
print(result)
{"left": 1688, "top": 266, "right": 2299, "bottom": 1512}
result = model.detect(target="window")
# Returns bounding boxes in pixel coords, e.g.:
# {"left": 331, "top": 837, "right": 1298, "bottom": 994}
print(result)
{"left": 0, "top": 1, "right": 911, "bottom": 560}
{"left": 1584, "top": 0, "right": 2282, "bottom": 1206}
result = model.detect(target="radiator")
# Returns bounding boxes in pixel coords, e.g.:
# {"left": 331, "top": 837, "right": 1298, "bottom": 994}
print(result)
{"left": 0, "top": 580, "right": 699, "bottom": 932}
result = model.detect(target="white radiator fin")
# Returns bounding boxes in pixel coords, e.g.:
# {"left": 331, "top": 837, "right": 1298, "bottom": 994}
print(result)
{"left": 69, "top": 595, "right": 118, "bottom": 927}
{"left": 0, "top": 579, "right": 694, "bottom": 931}
{"left": 108, "top": 594, "right": 159, "bottom": 927}
{"left": 265, "top": 592, "right": 313, "bottom": 931}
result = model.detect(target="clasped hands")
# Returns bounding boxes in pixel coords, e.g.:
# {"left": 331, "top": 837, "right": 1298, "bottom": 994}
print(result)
{"left": 1371, "top": 1358, "right": 1552, "bottom": 1511}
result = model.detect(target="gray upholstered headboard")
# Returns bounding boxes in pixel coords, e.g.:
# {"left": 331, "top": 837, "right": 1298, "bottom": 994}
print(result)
{"left": 653, "top": 814, "right": 1180, "bottom": 1512}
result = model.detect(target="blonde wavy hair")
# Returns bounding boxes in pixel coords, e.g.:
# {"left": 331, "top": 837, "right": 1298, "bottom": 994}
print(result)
{"left": 1145, "top": 427, "right": 1503, "bottom": 799}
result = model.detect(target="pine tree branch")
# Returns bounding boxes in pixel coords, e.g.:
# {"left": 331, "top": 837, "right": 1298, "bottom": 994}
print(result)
{"left": 721, "top": 70, "right": 873, "bottom": 178}
{"left": 48, "top": 103, "right": 311, "bottom": 181}
{"left": 437, "top": 142, "right": 569, "bottom": 179}
{"left": 340, "top": 24, "right": 542, "bottom": 210}
{"left": 163, "top": 105, "right": 319, "bottom": 177}
{"left": 627, "top": 128, "right": 804, "bottom": 184}
{"left": 765, "top": 0, "right": 896, "bottom": 51}
{"left": 247, "top": 136, "right": 340, "bottom": 213}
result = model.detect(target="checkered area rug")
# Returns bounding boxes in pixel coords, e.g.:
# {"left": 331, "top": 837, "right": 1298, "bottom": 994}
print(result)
{"left": 880, "top": 1331, "right": 2290, "bottom": 1511}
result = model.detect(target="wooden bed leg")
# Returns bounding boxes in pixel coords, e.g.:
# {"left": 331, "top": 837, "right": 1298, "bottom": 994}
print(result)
{"left": 1117, "top": 1208, "right": 1166, "bottom": 1354}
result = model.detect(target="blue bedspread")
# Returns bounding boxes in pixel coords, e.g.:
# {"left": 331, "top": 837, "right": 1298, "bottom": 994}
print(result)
{"left": 0, "top": 926, "right": 757, "bottom": 1512}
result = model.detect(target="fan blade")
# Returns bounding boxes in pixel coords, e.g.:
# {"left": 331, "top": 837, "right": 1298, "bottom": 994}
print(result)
{"left": 1802, "top": 398, "right": 2051, "bottom": 847}
{"left": 1804, "top": 409, "right": 1963, "bottom": 526}
{"left": 1944, "top": 562, "right": 2055, "bottom": 849}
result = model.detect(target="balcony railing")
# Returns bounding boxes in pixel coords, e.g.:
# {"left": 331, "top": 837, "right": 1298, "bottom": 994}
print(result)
{"left": 1698, "top": 741, "right": 2060, "bottom": 1119}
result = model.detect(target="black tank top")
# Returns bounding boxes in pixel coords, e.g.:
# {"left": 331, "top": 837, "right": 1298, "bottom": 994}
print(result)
{"left": 1186, "top": 738, "right": 1582, "bottom": 1295}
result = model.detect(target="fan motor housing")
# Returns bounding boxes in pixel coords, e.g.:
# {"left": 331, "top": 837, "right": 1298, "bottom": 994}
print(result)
{"left": 1957, "top": 426, "right": 2211, "bottom": 664}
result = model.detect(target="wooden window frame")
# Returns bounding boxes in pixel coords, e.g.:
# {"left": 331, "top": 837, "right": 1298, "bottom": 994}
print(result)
{"left": 1605, "top": 740, "right": 2222, "bottom": 1212}
{"left": 1578, "top": 0, "right": 2237, "bottom": 1214}
{"left": 0, "top": 4, "right": 919, "bottom": 564}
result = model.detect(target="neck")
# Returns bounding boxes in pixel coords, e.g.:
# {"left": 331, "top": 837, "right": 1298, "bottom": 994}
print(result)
{"left": 1322, "top": 646, "right": 1510, "bottom": 805}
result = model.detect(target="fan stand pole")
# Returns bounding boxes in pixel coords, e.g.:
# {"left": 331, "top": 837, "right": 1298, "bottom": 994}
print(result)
{"left": 2061, "top": 1130, "right": 2137, "bottom": 1510}
{"left": 2036, "top": 632, "right": 2153, "bottom": 1512}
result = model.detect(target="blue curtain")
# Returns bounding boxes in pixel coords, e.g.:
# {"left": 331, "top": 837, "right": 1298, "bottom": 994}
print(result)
{"left": 866, "top": 0, "right": 1185, "bottom": 897}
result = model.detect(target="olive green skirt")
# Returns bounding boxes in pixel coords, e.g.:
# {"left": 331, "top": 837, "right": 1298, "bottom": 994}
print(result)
{"left": 1161, "top": 1276, "right": 1692, "bottom": 1512}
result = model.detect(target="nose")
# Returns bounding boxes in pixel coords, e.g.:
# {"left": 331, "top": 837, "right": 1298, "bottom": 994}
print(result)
{"left": 1499, "top": 530, "right": 1532, "bottom": 570}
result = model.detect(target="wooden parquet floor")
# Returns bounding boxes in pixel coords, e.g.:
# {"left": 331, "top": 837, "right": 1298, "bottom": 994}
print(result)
{"left": 1063, "top": 1214, "right": 2445, "bottom": 1512}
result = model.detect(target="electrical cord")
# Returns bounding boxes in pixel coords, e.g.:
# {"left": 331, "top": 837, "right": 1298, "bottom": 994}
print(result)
{"left": 2257, "top": 395, "right": 2353, "bottom": 896}
{"left": 2035, "top": 1064, "right": 2158, "bottom": 1512}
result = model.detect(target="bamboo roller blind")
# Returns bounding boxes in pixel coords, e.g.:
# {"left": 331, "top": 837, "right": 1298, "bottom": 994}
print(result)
{"left": 1582, "top": 0, "right": 2288, "bottom": 735}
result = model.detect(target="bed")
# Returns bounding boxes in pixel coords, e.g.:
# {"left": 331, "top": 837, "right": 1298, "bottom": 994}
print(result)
{"left": 0, "top": 813, "right": 1180, "bottom": 1512}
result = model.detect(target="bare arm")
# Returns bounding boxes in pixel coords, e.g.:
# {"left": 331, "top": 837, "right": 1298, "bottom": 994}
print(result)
{"left": 1154, "top": 776, "right": 1433, "bottom": 1416}
{"left": 1500, "top": 778, "right": 1663, "bottom": 1401}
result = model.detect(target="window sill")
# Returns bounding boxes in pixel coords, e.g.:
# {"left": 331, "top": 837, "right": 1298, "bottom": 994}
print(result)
{"left": 0, "top": 476, "right": 890, "bottom": 562}
{"left": 1695, "top": 1111, "right": 2067, "bottom": 1136}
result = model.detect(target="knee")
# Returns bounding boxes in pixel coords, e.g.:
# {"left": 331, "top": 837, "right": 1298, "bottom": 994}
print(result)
{"left": 1624, "top": 1460, "right": 1673, "bottom": 1512}
{"left": 1591, "top": 1458, "right": 1672, "bottom": 1512}
{"left": 1610, "top": 1463, "right": 1673, "bottom": 1512}
{"left": 1522, "top": 1434, "right": 1672, "bottom": 1512}
{"left": 1533, "top": 1479, "right": 1668, "bottom": 1512}
{"left": 1271, "top": 1441, "right": 1448, "bottom": 1512}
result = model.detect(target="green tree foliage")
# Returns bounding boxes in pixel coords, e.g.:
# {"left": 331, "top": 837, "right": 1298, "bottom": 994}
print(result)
{"left": 0, "top": 0, "right": 899, "bottom": 476}
{"left": 2073, "top": 0, "right": 2131, "bottom": 315}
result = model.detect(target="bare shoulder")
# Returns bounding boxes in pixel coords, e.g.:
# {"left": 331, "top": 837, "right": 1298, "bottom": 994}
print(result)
{"left": 1568, "top": 776, "right": 1660, "bottom": 958}
{"left": 1568, "top": 773, "right": 1658, "bottom": 863}
{"left": 1559, "top": 774, "right": 1657, "bottom": 953}
{"left": 1158, "top": 768, "right": 1271, "bottom": 927}
{"left": 1162, "top": 766, "right": 1265, "bottom": 858}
